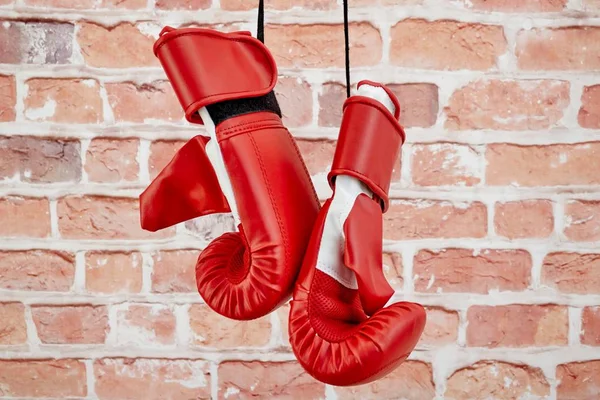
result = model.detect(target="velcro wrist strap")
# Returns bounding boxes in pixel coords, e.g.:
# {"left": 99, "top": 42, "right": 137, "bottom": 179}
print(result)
{"left": 327, "top": 96, "right": 405, "bottom": 213}
{"left": 154, "top": 27, "right": 278, "bottom": 124}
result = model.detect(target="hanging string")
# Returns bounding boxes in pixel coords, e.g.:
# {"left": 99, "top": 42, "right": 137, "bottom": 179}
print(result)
{"left": 343, "top": 0, "right": 350, "bottom": 98}
{"left": 257, "top": 0, "right": 265, "bottom": 43}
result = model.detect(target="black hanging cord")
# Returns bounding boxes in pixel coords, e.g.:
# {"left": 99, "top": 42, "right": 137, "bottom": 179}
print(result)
{"left": 257, "top": 0, "right": 265, "bottom": 43}
{"left": 343, "top": 0, "right": 350, "bottom": 98}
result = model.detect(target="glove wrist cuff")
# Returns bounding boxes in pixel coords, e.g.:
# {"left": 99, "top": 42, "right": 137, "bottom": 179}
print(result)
{"left": 327, "top": 92, "right": 405, "bottom": 213}
{"left": 154, "top": 27, "right": 278, "bottom": 124}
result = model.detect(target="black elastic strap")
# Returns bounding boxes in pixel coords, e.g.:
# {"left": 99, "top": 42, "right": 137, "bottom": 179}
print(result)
{"left": 343, "top": 0, "right": 350, "bottom": 98}
{"left": 203, "top": 0, "right": 281, "bottom": 126}
{"left": 257, "top": 0, "right": 264, "bottom": 43}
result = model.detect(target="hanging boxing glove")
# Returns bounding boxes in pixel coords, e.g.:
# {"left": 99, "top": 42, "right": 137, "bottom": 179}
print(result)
{"left": 140, "top": 27, "right": 320, "bottom": 320}
{"left": 289, "top": 81, "right": 426, "bottom": 386}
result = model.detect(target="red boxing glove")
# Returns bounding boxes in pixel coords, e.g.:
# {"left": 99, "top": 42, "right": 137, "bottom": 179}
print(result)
{"left": 289, "top": 81, "right": 426, "bottom": 386}
{"left": 140, "top": 27, "right": 320, "bottom": 320}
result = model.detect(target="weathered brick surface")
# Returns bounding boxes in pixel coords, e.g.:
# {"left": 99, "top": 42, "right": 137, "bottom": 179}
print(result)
{"left": 390, "top": 20, "right": 507, "bottom": 71}
{"left": 32, "top": 305, "right": 109, "bottom": 344}
{"left": 446, "top": 361, "right": 550, "bottom": 399}
{"left": 445, "top": 80, "right": 569, "bottom": 130}
{"left": 467, "top": 305, "right": 568, "bottom": 347}
{"left": 3, "top": 0, "right": 600, "bottom": 394}
{"left": 0, "top": 360, "right": 86, "bottom": 397}
{"left": 94, "top": 358, "right": 211, "bottom": 399}
{"left": 0, "top": 136, "right": 81, "bottom": 182}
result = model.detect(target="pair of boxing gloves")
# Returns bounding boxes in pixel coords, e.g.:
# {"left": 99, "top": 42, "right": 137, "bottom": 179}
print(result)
{"left": 140, "top": 26, "right": 426, "bottom": 386}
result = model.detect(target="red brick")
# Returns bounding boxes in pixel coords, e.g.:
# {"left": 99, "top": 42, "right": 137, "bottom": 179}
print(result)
{"left": 420, "top": 308, "right": 458, "bottom": 346}
{"left": 446, "top": 361, "right": 550, "bottom": 399}
{"left": 389, "top": 83, "right": 439, "bottom": 128}
{"left": 0, "top": 360, "right": 86, "bottom": 398}
{"left": 334, "top": 361, "right": 435, "bottom": 400}
{"left": 218, "top": 361, "right": 325, "bottom": 399}
{"left": 556, "top": 361, "right": 600, "bottom": 399}
{"left": 579, "top": 85, "right": 600, "bottom": 129}
{"left": 116, "top": 304, "right": 176, "bottom": 345}
{"left": 0, "top": 75, "right": 16, "bottom": 121}
{"left": 32, "top": 0, "right": 146, "bottom": 7}
{"left": 85, "top": 138, "right": 139, "bottom": 182}
{"left": 487, "top": 143, "right": 600, "bottom": 186}
{"left": 295, "top": 139, "right": 337, "bottom": 177}
{"left": 275, "top": 77, "right": 312, "bottom": 127}
{"left": 384, "top": 200, "right": 487, "bottom": 240}
{"left": 151, "top": 250, "right": 198, "bottom": 293}
{"left": 414, "top": 249, "right": 531, "bottom": 293}
{"left": 564, "top": 200, "right": 600, "bottom": 241}
{"left": 318, "top": 82, "right": 345, "bottom": 127}
{"left": 101, "top": 0, "right": 146, "bottom": 8}
{"left": 0, "top": 303, "right": 27, "bottom": 344}
{"left": 390, "top": 20, "right": 507, "bottom": 71}
{"left": 412, "top": 143, "right": 481, "bottom": 187}
{"left": 0, "top": 21, "right": 73, "bottom": 64}
{"left": 24, "top": 0, "right": 93, "bottom": 7}
{"left": 542, "top": 252, "right": 600, "bottom": 294}
{"left": 463, "top": 0, "right": 566, "bottom": 11}
{"left": 584, "top": 0, "right": 600, "bottom": 10}
{"left": 189, "top": 304, "right": 270, "bottom": 348}
{"left": 156, "top": 0, "right": 210, "bottom": 9}
{"left": 517, "top": 27, "right": 600, "bottom": 71}
{"left": 383, "top": 252, "right": 403, "bottom": 290}
{"left": 0, "top": 251, "right": 74, "bottom": 291}
{"left": 0, "top": 136, "right": 81, "bottom": 183}
{"left": 467, "top": 305, "right": 568, "bottom": 347}
{"left": 57, "top": 196, "right": 173, "bottom": 240}
{"left": 0, "top": 197, "right": 50, "bottom": 238}
{"left": 495, "top": 200, "right": 554, "bottom": 239}
{"left": 149, "top": 140, "right": 187, "bottom": 179}
{"left": 106, "top": 81, "right": 181, "bottom": 123}
{"left": 32, "top": 305, "right": 109, "bottom": 344}
{"left": 221, "top": 0, "right": 335, "bottom": 9}
{"left": 445, "top": 80, "right": 569, "bottom": 130}
{"left": 86, "top": 251, "right": 142, "bottom": 294}
{"left": 351, "top": 0, "right": 422, "bottom": 4}
{"left": 94, "top": 358, "right": 210, "bottom": 399}
{"left": 24, "top": 78, "right": 103, "bottom": 123}
{"left": 582, "top": 307, "right": 600, "bottom": 345}
{"left": 77, "top": 22, "right": 157, "bottom": 68}
{"left": 265, "top": 23, "right": 382, "bottom": 68}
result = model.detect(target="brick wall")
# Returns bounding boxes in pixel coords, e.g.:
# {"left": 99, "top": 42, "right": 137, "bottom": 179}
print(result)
{"left": 1, "top": 0, "right": 600, "bottom": 398}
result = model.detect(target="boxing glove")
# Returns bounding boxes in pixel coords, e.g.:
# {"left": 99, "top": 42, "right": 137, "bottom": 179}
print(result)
{"left": 140, "top": 27, "right": 320, "bottom": 320}
{"left": 289, "top": 81, "right": 426, "bottom": 386}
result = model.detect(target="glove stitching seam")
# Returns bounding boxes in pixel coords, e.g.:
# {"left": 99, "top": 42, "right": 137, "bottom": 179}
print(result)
{"left": 282, "top": 128, "right": 320, "bottom": 206}
{"left": 218, "top": 121, "right": 282, "bottom": 141}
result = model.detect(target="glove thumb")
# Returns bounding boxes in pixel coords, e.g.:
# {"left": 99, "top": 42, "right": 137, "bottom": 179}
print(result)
{"left": 139, "top": 135, "right": 230, "bottom": 232}
{"left": 343, "top": 193, "right": 394, "bottom": 316}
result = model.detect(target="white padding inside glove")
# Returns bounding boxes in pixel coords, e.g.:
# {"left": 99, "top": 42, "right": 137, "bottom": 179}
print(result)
{"left": 200, "top": 107, "right": 241, "bottom": 228}
{"left": 315, "top": 84, "right": 396, "bottom": 289}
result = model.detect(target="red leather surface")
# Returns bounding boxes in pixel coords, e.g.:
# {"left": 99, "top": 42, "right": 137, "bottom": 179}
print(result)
{"left": 154, "top": 27, "right": 277, "bottom": 124}
{"left": 289, "top": 83, "right": 426, "bottom": 386}
{"left": 196, "top": 112, "right": 320, "bottom": 320}
{"left": 327, "top": 92, "right": 405, "bottom": 213}
{"left": 343, "top": 193, "right": 394, "bottom": 316}
{"left": 139, "top": 135, "right": 230, "bottom": 232}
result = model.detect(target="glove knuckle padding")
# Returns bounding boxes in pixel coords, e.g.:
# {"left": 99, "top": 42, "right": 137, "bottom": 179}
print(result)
{"left": 140, "top": 27, "right": 319, "bottom": 321}
{"left": 289, "top": 81, "right": 426, "bottom": 386}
